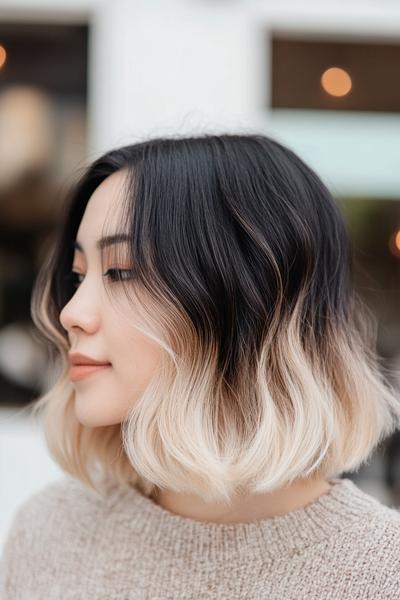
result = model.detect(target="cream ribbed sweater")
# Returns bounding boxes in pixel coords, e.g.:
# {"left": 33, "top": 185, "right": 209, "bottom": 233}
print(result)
{"left": 1, "top": 475, "right": 400, "bottom": 599}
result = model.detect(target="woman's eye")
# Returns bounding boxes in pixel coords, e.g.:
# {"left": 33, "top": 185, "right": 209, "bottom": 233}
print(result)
{"left": 66, "top": 269, "right": 135, "bottom": 289}
{"left": 104, "top": 268, "right": 136, "bottom": 282}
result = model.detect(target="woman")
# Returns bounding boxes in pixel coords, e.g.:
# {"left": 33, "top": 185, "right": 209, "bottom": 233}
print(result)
{"left": 1, "top": 133, "right": 400, "bottom": 599}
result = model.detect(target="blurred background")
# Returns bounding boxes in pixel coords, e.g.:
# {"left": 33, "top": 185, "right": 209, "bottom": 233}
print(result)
{"left": 1, "top": 0, "right": 400, "bottom": 551}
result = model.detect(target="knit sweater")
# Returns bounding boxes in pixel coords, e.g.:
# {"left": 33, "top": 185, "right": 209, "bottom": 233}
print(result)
{"left": 1, "top": 475, "right": 400, "bottom": 599}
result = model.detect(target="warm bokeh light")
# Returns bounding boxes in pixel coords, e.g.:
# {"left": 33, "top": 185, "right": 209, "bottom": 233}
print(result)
{"left": 0, "top": 45, "right": 6, "bottom": 69}
{"left": 0, "top": 86, "right": 53, "bottom": 188}
{"left": 388, "top": 229, "right": 400, "bottom": 258}
{"left": 321, "top": 66, "right": 352, "bottom": 97}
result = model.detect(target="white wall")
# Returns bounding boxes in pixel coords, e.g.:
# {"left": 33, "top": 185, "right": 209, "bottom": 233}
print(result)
{"left": 87, "top": 0, "right": 400, "bottom": 197}
{"left": 87, "top": 0, "right": 263, "bottom": 159}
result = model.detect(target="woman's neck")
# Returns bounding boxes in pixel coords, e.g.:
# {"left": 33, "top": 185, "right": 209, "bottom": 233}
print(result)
{"left": 149, "top": 476, "right": 332, "bottom": 524}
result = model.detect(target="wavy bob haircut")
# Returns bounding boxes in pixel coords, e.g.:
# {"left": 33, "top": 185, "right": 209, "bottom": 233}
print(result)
{"left": 30, "top": 133, "right": 400, "bottom": 503}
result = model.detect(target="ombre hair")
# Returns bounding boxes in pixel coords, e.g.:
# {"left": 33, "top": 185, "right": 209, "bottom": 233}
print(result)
{"left": 30, "top": 133, "right": 400, "bottom": 503}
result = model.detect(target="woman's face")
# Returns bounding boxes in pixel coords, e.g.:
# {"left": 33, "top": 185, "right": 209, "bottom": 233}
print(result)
{"left": 59, "top": 169, "right": 162, "bottom": 427}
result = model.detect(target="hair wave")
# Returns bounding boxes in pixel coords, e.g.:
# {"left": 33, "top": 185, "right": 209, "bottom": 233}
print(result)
{"left": 29, "top": 133, "right": 400, "bottom": 503}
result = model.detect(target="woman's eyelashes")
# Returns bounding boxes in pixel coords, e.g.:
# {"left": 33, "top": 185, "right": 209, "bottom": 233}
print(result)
{"left": 66, "top": 268, "right": 136, "bottom": 290}
{"left": 104, "top": 268, "right": 136, "bottom": 283}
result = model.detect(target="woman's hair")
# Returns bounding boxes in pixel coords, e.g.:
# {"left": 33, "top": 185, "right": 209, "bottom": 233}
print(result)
{"left": 30, "top": 133, "right": 400, "bottom": 503}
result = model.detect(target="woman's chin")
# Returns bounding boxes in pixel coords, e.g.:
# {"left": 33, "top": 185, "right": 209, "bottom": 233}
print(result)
{"left": 74, "top": 396, "right": 124, "bottom": 428}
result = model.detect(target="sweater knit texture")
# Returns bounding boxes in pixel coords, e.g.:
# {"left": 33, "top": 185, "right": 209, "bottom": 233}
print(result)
{"left": 1, "top": 475, "right": 400, "bottom": 599}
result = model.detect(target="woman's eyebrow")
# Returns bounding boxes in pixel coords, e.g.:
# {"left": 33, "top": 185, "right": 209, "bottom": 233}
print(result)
{"left": 73, "top": 234, "right": 130, "bottom": 253}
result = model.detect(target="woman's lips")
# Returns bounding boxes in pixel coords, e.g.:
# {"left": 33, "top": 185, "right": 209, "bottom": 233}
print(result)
{"left": 69, "top": 364, "right": 111, "bottom": 382}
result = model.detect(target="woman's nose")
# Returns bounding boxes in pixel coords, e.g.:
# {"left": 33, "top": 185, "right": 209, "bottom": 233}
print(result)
{"left": 59, "top": 283, "right": 101, "bottom": 335}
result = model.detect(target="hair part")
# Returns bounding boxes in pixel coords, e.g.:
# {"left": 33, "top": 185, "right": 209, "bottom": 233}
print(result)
{"left": 30, "top": 133, "right": 400, "bottom": 503}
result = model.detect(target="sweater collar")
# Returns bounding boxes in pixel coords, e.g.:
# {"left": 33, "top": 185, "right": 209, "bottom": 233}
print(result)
{"left": 105, "top": 477, "right": 379, "bottom": 560}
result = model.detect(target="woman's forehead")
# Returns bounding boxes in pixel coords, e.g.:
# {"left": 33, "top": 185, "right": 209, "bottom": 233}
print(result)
{"left": 75, "top": 171, "right": 129, "bottom": 251}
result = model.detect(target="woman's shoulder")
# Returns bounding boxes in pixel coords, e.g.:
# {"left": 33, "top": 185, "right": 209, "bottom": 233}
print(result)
{"left": 0, "top": 476, "right": 121, "bottom": 598}
{"left": 363, "top": 498, "right": 400, "bottom": 546}
{"left": 332, "top": 481, "right": 400, "bottom": 573}
{"left": 2, "top": 475, "right": 112, "bottom": 558}
{"left": 332, "top": 489, "right": 400, "bottom": 597}
{"left": 339, "top": 479, "right": 400, "bottom": 534}
{"left": 353, "top": 482, "right": 400, "bottom": 528}
{"left": 12, "top": 475, "right": 107, "bottom": 525}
